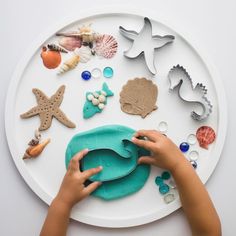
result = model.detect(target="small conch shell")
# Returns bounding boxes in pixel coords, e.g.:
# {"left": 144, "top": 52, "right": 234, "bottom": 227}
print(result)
{"left": 47, "top": 44, "right": 68, "bottom": 53}
{"left": 74, "top": 46, "right": 92, "bottom": 63}
{"left": 57, "top": 55, "right": 80, "bottom": 75}
{"left": 28, "top": 138, "right": 39, "bottom": 146}
{"left": 23, "top": 138, "right": 50, "bottom": 160}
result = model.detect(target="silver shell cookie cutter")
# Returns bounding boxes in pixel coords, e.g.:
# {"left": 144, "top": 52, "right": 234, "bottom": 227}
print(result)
{"left": 119, "top": 17, "right": 175, "bottom": 75}
{"left": 168, "top": 65, "right": 213, "bottom": 121}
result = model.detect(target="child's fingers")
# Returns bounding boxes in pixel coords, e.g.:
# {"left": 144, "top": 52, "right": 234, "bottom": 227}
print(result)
{"left": 81, "top": 166, "right": 103, "bottom": 180}
{"left": 132, "top": 137, "right": 156, "bottom": 151}
{"left": 83, "top": 181, "right": 102, "bottom": 196}
{"left": 68, "top": 149, "right": 89, "bottom": 172}
{"left": 134, "top": 129, "right": 159, "bottom": 142}
{"left": 138, "top": 156, "right": 156, "bottom": 165}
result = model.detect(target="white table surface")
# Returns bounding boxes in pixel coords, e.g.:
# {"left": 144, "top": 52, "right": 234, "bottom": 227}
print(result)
{"left": 1, "top": 0, "right": 236, "bottom": 235}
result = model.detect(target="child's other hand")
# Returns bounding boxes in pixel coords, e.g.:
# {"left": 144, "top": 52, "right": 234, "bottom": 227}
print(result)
{"left": 132, "top": 130, "right": 186, "bottom": 172}
{"left": 55, "top": 149, "right": 102, "bottom": 208}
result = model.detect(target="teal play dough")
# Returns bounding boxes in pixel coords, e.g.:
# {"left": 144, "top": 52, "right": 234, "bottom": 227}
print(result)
{"left": 65, "top": 125, "right": 151, "bottom": 200}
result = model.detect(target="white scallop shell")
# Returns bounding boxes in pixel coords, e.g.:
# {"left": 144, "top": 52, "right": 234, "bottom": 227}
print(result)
{"left": 92, "top": 98, "right": 99, "bottom": 106}
{"left": 74, "top": 46, "right": 92, "bottom": 63}
{"left": 98, "top": 94, "right": 106, "bottom": 103}
{"left": 87, "top": 94, "right": 94, "bottom": 101}
{"left": 98, "top": 103, "right": 105, "bottom": 110}
{"left": 94, "top": 34, "right": 118, "bottom": 59}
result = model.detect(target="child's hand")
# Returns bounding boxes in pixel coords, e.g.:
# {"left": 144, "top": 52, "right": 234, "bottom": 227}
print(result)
{"left": 132, "top": 130, "right": 186, "bottom": 172}
{"left": 55, "top": 149, "right": 102, "bottom": 208}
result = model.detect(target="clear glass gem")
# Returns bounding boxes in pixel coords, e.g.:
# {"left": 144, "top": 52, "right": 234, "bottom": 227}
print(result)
{"left": 158, "top": 121, "right": 168, "bottom": 133}
{"left": 187, "top": 134, "right": 197, "bottom": 145}
{"left": 189, "top": 150, "right": 199, "bottom": 161}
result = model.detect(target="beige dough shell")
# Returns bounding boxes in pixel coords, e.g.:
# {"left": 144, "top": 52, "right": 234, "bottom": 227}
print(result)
{"left": 120, "top": 78, "right": 158, "bottom": 118}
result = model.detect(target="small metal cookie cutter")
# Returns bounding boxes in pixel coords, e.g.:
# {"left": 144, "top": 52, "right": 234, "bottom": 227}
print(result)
{"left": 119, "top": 17, "right": 175, "bottom": 75}
{"left": 168, "top": 65, "right": 213, "bottom": 121}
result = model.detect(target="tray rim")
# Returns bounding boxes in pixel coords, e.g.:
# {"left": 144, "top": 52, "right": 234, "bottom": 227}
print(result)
{"left": 4, "top": 6, "right": 228, "bottom": 228}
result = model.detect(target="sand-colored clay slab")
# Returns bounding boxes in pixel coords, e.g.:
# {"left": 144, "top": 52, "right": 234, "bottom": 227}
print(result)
{"left": 120, "top": 78, "right": 158, "bottom": 118}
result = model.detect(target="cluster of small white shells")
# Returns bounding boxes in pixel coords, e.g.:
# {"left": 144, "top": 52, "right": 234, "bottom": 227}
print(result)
{"left": 87, "top": 90, "right": 107, "bottom": 110}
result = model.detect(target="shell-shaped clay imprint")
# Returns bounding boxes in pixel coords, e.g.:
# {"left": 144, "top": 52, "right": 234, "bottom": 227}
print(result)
{"left": 94, "top": 34, "right": 118, "bottom": 59}
{"left": 120, "top": 78, "right": 158, "bottom": 118}
{"left": 59, "top": 37, "right": 82, "bottom": 51}
{"left": 74, "top": 46, "right": 92, "bottom": 63}
{"left": 196, "top": 126, "right": 216, "bottom": 149}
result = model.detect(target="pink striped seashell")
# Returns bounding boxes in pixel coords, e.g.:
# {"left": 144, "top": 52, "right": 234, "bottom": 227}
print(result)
{"left": 59, "top": 37, "right": 82, "bottom": 51}
{"left": 94, "top": 34, "right": 118, "bottom": 59}
{"left": 196, "top": 126, "right": 216, "bottom": 149}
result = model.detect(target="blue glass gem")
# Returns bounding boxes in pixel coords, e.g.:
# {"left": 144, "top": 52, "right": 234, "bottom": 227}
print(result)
{"left": 161, "top": 171, "right": 171, "bottom": 180}
{"left": 190, "top": 160, "right": 197, "bottom": 169}
{"left": 179, "top": 142, "right": 190, "bottom": 152}
{"left": 159, "top": 184, "right": 170, "bottom": 195}
{"left": 81, "top": 70, "right": 91, "bottom": 81}
{"left": 103, "top": 67, "right": 113, "bottom": 78}
{"left": 155, "top": 176, "right": 164, "bottom": 186}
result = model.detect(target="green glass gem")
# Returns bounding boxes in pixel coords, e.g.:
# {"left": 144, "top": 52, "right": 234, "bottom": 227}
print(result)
{"left": 161, "top": 171, "right": 171, "bottom": 180}
{"left": 155, "top": 176, "right": 164, "bottom": 186}
{"left": 159, "top": 184, "right": 170, "bottom": 195}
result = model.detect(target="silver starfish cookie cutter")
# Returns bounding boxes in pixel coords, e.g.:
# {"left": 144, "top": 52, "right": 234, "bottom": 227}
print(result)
{"left": 119, "top": 17, "right": 175, "bottom": 75}
{"left": 168, "top": 65, "right": 213, "bottom": 121}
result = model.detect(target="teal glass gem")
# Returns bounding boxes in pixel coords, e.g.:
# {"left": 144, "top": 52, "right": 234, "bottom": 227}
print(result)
{"left": 103, "top": 67, "right": 114, "bottom": 78}
{"left": 159, "top": 184, "right": 170, "bottom": 195}
{"left": 155, "top": 176, "right": 163, "bottom": 186}
{"left": 161, "top": 171, "right": 171, "bottom": 180}
{"left": 179, "top": 142, "right": 190, "bottom": 152}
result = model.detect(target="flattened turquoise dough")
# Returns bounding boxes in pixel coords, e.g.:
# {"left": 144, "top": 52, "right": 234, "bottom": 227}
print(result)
{"left": 65, "top": 125, "right": 151, "bottom": 200}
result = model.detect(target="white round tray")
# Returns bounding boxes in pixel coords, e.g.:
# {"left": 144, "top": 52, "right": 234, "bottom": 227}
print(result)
{"left": 5, "top": 8, "right": 227, "bottom": 228}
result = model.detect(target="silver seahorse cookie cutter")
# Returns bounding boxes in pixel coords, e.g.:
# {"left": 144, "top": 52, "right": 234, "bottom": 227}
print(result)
{"left": 168, "top": 65, "right": 213, "bottom": 121}
{"left": 119, "top": 17, "right": 175, "bottom": 75}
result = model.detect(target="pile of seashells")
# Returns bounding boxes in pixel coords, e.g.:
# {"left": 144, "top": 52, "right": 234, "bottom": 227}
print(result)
{"left": 40, "top": 24, "right": 118, "bottom": 74}
{"left": 87, "top": 90, "right": 107, "bottom": 110}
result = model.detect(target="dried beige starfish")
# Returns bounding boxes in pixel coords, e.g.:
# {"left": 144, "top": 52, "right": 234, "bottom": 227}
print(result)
{"left": 20, "top": 85, "right": 76, "bottom": 131}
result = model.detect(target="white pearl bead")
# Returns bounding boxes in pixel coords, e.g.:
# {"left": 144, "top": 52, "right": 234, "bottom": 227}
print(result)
{"left": 98, "top": 94, "right": 106, "bottom": 103}
{"left": 92, "top": 98, "right": 99, "bottom": 106}
{"left": 87, "top": 94, "right": 94, "bottom": 101}
{"left": 98, "top": 103, "right": 105, "bottom": 109}
{"left": 101, "top": 90, "right": 107, "bottom": 96}
{"left": 93, "top": 92, "right": 99, "bottom": 98}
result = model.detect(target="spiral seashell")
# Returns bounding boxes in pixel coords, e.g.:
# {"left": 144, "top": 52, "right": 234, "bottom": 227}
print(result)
{"left": 23, "top": 138, "right": 50, "bottom": 160}
{"left": 57, "top": 55, "right": 80, "bottom": 75}
{"left": 47, "top": 44, "right": 68, "bottom": 53}
{"left": 74, "top": 46, "right": 92, "bottom": 63}
{"left": 94, "top": 34, "right": 118, "bottom": 59}
{"left": 28, "top": 138, "right": 39, "bottom": 146}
